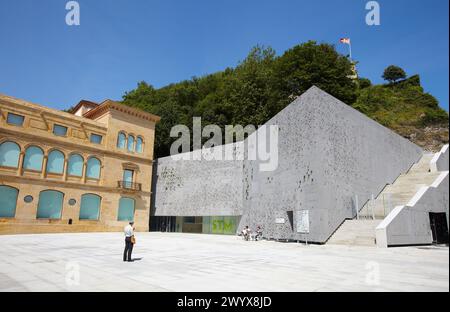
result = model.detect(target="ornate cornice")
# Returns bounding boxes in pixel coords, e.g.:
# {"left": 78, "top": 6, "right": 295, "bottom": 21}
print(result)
{"left": 0, "top": 94, "right": 107, "bottom": 131}
{"left": 83, "top": 100, "right": 161, "bottom": 123}
{"left": 122, "top": 162, "right": 140, "bottom": 171}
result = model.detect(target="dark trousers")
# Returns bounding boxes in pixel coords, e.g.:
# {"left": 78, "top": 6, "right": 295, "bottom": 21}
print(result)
{"left": 123, "top": 237, "right": 134, "bottom": 261}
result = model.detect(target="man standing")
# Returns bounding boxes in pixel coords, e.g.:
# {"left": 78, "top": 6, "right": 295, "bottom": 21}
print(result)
{"left": 123, "top": 221, "right": 135, "bottom": 262}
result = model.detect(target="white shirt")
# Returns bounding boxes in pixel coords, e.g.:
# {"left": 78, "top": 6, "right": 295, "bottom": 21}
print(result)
{"left": 124, "top": 224, "right": 134, "bottom": 237}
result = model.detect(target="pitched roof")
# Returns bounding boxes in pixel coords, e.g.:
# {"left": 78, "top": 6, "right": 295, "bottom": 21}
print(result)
{"left": 68, "top": 100, "right": 99, "bottom": 114}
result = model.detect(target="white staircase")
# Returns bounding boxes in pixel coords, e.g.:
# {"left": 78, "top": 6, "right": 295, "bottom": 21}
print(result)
{"left": 327, "top": 152, "right": 440, "bottom": 246}
{"left": 327, "top": 220, "right": 380, "bottom": 246}
{"left": 359, "top": 153, "right": 441, "bottom": 219}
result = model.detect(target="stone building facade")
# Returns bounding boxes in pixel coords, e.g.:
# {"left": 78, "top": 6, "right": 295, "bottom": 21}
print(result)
{"left": 0, "top": 93, "right": 159, "bottom": 234}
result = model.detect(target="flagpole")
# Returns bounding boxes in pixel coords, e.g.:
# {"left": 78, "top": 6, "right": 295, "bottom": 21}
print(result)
{"left": 341, "top": 38, "right": 357, "bottom": 79}
{"left": 349, "top": 42, "right": 353, "bottom": 62}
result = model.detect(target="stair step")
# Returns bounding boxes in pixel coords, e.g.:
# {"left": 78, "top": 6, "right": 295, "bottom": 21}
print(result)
{"left": 328, "top": 152, "right": 440, "bottom": 246}
{"left": 328, "top": 220, "right": 381, "bottom": 246}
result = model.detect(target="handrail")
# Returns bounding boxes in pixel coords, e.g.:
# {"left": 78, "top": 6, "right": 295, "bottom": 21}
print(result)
{"left": 117, "top": 181, "right": 142, "bottom": 191}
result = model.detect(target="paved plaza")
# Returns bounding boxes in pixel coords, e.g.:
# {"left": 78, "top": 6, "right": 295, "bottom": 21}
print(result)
{"left": 0, "top": 232, "right": 448, "bottom": 292}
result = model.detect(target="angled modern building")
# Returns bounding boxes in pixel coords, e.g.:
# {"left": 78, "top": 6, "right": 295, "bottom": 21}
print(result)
{"left": 151, "top": 86, "right": 449, "bottom": 245}
{"left": 0, "top": 93, "right": 160, "bottom": 234}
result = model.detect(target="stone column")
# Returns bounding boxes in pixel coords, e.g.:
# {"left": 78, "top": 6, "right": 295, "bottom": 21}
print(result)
{"left": 63, "top": 159, "right": 68, "bottom": 181}
{"left": 17, "top": 151, "right": 25, "bottom": 176}
{"left": 41, "top": 155, "right": 48, "bottom": 179}
{"left": 100, "top": 165, "right": 104, "bottom": 186}
{"left": 82, "top": 162, "right": 87, "bottom": 183}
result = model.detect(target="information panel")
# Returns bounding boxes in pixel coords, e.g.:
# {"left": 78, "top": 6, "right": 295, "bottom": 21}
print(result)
{"left": 296, "top": 210, "right": 309, "bottom": 233}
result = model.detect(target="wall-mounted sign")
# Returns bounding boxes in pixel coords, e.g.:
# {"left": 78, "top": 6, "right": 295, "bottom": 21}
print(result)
{"left": 275, "top": 218, "right": 285, "bottom": 224}
{"left": 296, "top": 210, "right": 309, "bottom": 233}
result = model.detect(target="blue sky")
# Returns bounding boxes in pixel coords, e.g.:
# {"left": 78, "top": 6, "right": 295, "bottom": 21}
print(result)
{"left": 0, "top": 0, "right": 448, "bottom": 111}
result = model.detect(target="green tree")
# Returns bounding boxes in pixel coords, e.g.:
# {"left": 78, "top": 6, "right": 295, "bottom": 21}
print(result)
{"left": 222, "top": 45, "right": 277, "bottom": 126}
{"left": 358, "top": 77, "right": 372, "bottom": 89}
{"left": 272, "top": 41, "right": 357, "bottom": 109}
{"left": 382, "top": 65, "right": 407, "bottom": 84}
{"left": 124, "top": 42, "right": 450, "bottom": 157}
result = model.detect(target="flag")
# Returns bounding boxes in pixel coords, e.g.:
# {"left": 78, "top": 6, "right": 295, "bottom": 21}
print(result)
{"left": 340, "top": 38, "right": 351, "bottom": 44}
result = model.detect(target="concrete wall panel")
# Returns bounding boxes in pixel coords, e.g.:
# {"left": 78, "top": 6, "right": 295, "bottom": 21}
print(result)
{"left": 241, "top": 87, "right": 423, "bottom": 242}
{"left": 431, "top": 144, "right": 449, "bottom": 172}
{"left": 153, "top": 143, "right": 244, "bottom": 217}
{"left": 376, "top": 171, "right": 449, "bottom": 247}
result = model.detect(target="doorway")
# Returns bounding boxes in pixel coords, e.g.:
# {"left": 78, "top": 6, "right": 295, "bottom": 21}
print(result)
{"left": 429, "top": 212, "right": 449, "bottom": 244}
{"left": 150, "top": 216, "right": 176, "bottom": 232}
{"left": 123, "top": 169, "right": 134, "bottom": 188}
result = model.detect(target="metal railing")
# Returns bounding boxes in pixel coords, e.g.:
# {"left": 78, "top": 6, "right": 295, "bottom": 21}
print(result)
{"left": 355, "top": 193, "right": 393, "bottom": 220}
{"left": 118, "top": 181, "right": 142, "bottom": 191}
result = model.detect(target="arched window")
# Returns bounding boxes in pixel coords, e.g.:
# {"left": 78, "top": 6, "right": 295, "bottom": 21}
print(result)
{"left": 118, "top": 197, "right": 135, "bottom": 221}
{"left": 127, "top": 135, "right": 135, "bottom": 152}
{"left": 67, "top": 154, "right": 84, "bottom": 177}
{"left": 37, "top": 190, "right": 64, "bottom": 219}
{"left": 0, "top": 185, "right": 19, "bottom": 218}
{"left": 0, "top": 141, "right": 20, "bottom": 168}
{"left": 117, "top": 132, "right": 126, "bottom": 149}
{"left": 23, "top": 145, "right": 44, "bottom": 171}
{"left": 79, "top": 194, "right": 101, "bottom": 220}
{"left": 46, "top": 150, "right": 65, "bottom": 174}
{"left": 136, "top": 136, "right": 143, "bottom": 153}
{"left": 86, "top": 157, "right": 101, "bottom": 179}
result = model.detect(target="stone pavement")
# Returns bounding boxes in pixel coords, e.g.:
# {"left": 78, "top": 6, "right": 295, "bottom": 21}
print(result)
{"left": 0, "top": 232, "right": 448, "bottom": 292}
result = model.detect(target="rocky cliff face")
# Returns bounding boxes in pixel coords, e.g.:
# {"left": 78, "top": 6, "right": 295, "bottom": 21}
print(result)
{"left": 352, "top": 75, "right": 449, "bottom": 153}
{"left": 401, "top": 124, "right": 449, "bottom": 152}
